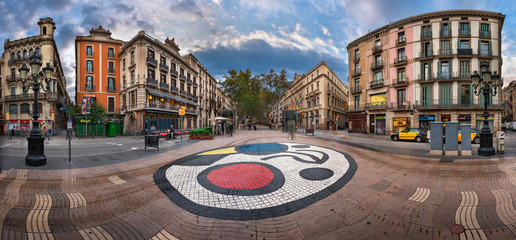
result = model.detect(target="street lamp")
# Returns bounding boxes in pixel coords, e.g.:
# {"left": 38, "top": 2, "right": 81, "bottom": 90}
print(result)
{"left": 471, "top": 62, "right": 500, "bottom": 156}
{"left": 18, "top": 53, "right": 54, "bottom": 166}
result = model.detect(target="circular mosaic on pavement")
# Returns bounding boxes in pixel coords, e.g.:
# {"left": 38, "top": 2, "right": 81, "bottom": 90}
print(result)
{"left": 154, "top": 143, "right": 357, "bottom": 220}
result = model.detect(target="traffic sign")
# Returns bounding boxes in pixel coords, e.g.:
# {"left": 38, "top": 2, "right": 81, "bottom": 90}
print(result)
{"left": 51, "top": 109, "right": 54, "bottom": 114}
{"left": 67, "top": 121, "right": 72, "bottom": 129}
{"left": 60, "top": 106, "right": 69, "bottom": 111}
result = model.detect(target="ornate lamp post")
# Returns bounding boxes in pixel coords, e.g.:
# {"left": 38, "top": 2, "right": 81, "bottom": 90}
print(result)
{"left": 471, "top": 62, "right": 500, "bottom": 156}
{"left": 18, "top": 53, "right": 54, "bottom": 166}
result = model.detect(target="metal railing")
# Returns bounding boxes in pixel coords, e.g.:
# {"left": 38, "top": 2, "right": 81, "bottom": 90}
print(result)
{"left": 389, "top": 102, "right": 411, "bottom": 111}
{"left": 480, "top": 30, "right": 491, "bottom": 37}
{"left": 436, "top": 72, "right": 452, "bottom": 80}
{"left": 414, "top": 99, "right": 501, "bottom": 108}
{"left": 180, "top": 74, "right": 186, "bottom": 81}
{"left": 370, "top": 60, "right": 383, "bottom": 70}
{"left": 180, "top": 90, "right": 187, "bottom": 96}
{"left": 370, "top": 80, "right": 385, "bottom": 89}
{"left": 438, "top": 49, "right": 452, "bottom": 57}
{"left": 351, "top": 69, "right": 361, "bottom": 77}
{"left": 187, "top": 79, "right": 193, "bottom": 85}
{"left": 108, "top": 68, "right": 115, "bottom": 74}
{"left": 419, "top": 51, "right": 433, "bottom": 59}
{"left": 171, "top": 86, "right": 179, "bottom": 93}
{"left": 397, "top": 36, "right": 406, "bottom": 46}
{"left": 457, "top": 48, "right": 473, "bottom": 55}
{"left": 193, "top": 82, "right": 198, "bottom": 88}
{"left": 459, "top": 29, "right": 470, "bottom": 36}
{"left": 160, "top": 63, "right": 169, "bottom": 72}
{"left": 393, "top": 77, "right": 409, "bottom": 86}
{"left": 6, "top": 74, "right": 20, "bottom": 82}
{"left": 394, "top": 56, "right": 407, "bottom": 65}
{"left": 146, "top": 78, "right": 158, "bottom": 86}
{"left": 478, "top": 49, "right": 493, "bottom": 57}
{"left": 147, "top": 57, "right": 158, "bottom": 66}
{"left": 107, "top": 86, "right": 117, "bottom": 92}
{"left": 171, "top": 69, "right": 178, "bottom": 77}
{"left": 372, "top": 45, "right": 382, "bottom": 54}
{"left": 159, "top": 82, "right": 169, "bottom": 89}
{"left": 4, "top": 93, "right": 57, "bottom": 101}
{"left": 350, "top": 86, "right": 361, "bottom": 94}
{"left": 415, "top": 74, "right": 435, "bottom": 83}
{"left": 421, "top": 31, "right": 432, "bottom": 39}
{"left": 440, "top": 29, "right": 451, "bottom": 37}
{"left": 85, "top": 84, "right": 95, "bottom": 91}
{"left": 366, "top": 101, "right": 387, "bottom": 109}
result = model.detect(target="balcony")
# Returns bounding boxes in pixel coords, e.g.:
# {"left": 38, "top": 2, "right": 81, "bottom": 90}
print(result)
{"left": 6, "top": 74, "right": 20, "bottom": 83}
{"left": 108, "top": 68, "right": 115, "bottom": 74}
{"left": 438, "top": 49, "right": 452, "bottom": 58}
{"left": 170, "top": 69, "right": 178, "bottom": 77}
{"left": 146, "top": 57, "right": 158, "bottom": 66}
{"left": 457, "top": 48, "right": 473, "bottom": 56}
{"left": 370, "top": 60, "right": 383, "bottom": 70}
{"left": 369, "top": 80, "right": 385, "bottom": 89}
{"left": 171, "top": 86, "right": 179, "bottom": 94}
{"left": 393, "top": 77, "right": 409, "bottom": 87}
{"left": 128, "top": 62, "right": 136, "bottom": 69}
{"left": 106, "top": 108, "right": 120, "bottom": 114}
{"left": 480, "top": 30, "right": 491, "bottom": 38}
{"left": 350, "top": 86, "right": 361, "bottom": 94}
{"left": 454, "top": 72, "right": 471, "bottom": 80}
{"left": 366, "top": 101, "right": 387, "bottom": 110}
{"left": 180, "top": 90, "right": 187, "bottom": 97}
{"left": 187, "top": 79, "right": 193, "bottom": 85}
{"left": 436, "top": 72, "right": 452, "bottom": 81}
{"left": 147, "top": 103, "right": 181, "bottom": 111}
{"left": 160, "top": 82, "right": 169, "bottom": 89}
{"left": 459, "top": 29, "right": 470, "bottom": 36}
{"left": 396, "top": 37, "right": 406, "bottom": 46}
{"left": 160, "top": 63, "right": 169, "bottom": 72}
{"left": 394, "top": 56, "right": 407, "bottom": 66}
{"left": 421, "top": 31, "right": 432, "bottom": 39}
{"left": 418, "top": 51, "right": 433, "bottom": 60}
{"left": 193, "top": 96, "right": 198, "bottom": 101}
{"left": 478, "top": 49, "right": 493, "bottom": 57}
{"left": 180, "top": 74, "right": 186, "bottom": 82}
{"left": 440, "top": 29, "right": 451, "bottom": 38}
{"left": 415, "top": 74, "right": 435, "bottom": 84}
{"left": 372, "top": 45, "right": 382, "bottom": 54}
{"left": 85, "top": 84, "right": 95, "bottom": 92}
{"left": 193, "top": 82, "right": 198, "bottom": 88}
{"left": 146, "top": 78, "right": 158, "bottom": 86}
{"left": 389, "top": 102, "right": 411, "bottom": 111}
{"left": 348, "top": 105, "right": 365, "bottom": 112}
{"left": 107, "top": 85, "right": 117, "bottom": 92}
{"left": 187, "top": 93, "right": 194, "bottom": 99}
{"left": 353, "top": 55, "right": 360, "bottom": 62}
{"left": 86, "top": 67, "right": 94, "bottom": 73}
{"left": 351, "top": 69, "right": 361, "bottom": 77}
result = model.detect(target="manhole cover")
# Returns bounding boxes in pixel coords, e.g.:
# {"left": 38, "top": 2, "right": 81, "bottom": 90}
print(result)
{"left": 450, "top": 224, "right": 465, "bottom": 234}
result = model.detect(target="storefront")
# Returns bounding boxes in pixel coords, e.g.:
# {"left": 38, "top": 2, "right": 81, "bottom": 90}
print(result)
{"left": 348, "top": 113, "right": 366, "bottom": 133}
{"left": 20, "top": 120, "right": 31, "bottom": 132}
{"left": 418, "top": 115, "right": 435, "bottom": 131}
{"left": 476, "top": 114, "right": 494, "bottom": 132}
{"left": 441, "top": 115, "right": 451, "bottom": 122}
{"left": 144, "top": 111, "right": 179, "bottom": 132}
{"left": 458, "top": 114, "right": 471, "bottom": 126}
{"left": 392, "top": 117, "right": 410, "bottom": 133}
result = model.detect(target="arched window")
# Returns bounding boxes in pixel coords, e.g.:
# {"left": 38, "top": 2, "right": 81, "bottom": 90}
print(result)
{"left": 29, "top": 49, "right": 33, "bottom": 57}
{"left": 35, "top": 48, "right": 40, "bottom": 55}
{"left": 11, "top": 52, "right": 15, "bottom": 60}
{"left": 23, "top": 50, "right": 27, "bottom": 59}
{"left": 17, "top": 51, "right": 21, "bottom": 60}
{"left": 43, "top": 26, "right": 47, "bottom": 35}
{"left": 20, "top": 103, "right": 30, "bottom": 114}
{"left": 9, "top": 104, "right": 17, "bottom": 114}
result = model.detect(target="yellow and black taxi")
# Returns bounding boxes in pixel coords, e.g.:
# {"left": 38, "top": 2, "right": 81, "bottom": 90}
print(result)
{"left": 458, "top": 129, "right": 480, "bottom": 144}
{"left": 391, "top": 128, "right": 428, "bottom": 142}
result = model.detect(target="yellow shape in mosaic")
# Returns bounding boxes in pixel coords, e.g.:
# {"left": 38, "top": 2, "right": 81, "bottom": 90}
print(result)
{"left": 198, "top": 147, "right": 237, "bottom": 155}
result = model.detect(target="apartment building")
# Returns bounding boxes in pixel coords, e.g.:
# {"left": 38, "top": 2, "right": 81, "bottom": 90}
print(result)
{"left": 347, "top": 10, "right": 504, "bottom": 134}
{"left": 119, "top": 31, "right": 200, "bottom": 133}
{"left": 1, "top": 17, "right": 70, "bottom": 135}
{"left": 75, "top": 26, "right": 124, "bottom": 119}
{"left": 503, "top": 80, "right": 516, "bottom": 123}
{"left": 283, "top": 61, "right": 348, "bottom": 130}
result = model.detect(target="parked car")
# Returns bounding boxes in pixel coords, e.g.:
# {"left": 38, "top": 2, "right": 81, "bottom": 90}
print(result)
{"left": 458, "top": 129, "right": 480, "bottom": 144}
{"left": 391, "top": 128, "right": 428, "bottom": 142}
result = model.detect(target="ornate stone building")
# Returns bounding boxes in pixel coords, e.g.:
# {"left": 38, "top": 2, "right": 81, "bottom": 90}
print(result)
{"left": 503, "top": 80, "right": 516, "bottom": 123}
{"left": 1, "top": 17, "right": 70, "bottom": 136}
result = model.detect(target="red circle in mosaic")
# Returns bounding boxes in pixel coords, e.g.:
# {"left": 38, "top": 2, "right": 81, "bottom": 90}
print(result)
{"left": 206, "top": 163, "right": 274, "bottom": 190}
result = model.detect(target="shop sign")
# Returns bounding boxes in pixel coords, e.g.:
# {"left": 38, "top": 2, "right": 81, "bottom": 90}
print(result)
{"left": 475, "top": 114, "right": 494, "bottom": 121}
{"left": 419, "top": 116, "right": 435, "bottom": 121}
{"left": 458, "top": 115, "right": 471, "bottom": 121}
{"left": 375, "top": 116, "right": 386, "bottom": 120}
{"left": 20, "top": 120, "right": 30, "bottom": 123}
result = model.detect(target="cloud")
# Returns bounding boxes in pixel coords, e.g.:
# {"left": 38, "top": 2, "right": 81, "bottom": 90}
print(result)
{"left": 170, "top": 0, "right": 204, "bottom": 20}
{"left": 238, "top": 0, "right": 296, "bottom": 14}
{"left": 320, "top": 24, "right": 330, "bottom": 36}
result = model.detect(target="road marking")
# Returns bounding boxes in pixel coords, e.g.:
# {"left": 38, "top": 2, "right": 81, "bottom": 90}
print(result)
{"left": 108, "top": 175, "right": 127, "bottom": 185}
{"left": 66, "top": 192, "right": 87, "bottom": 208}
{"left": 27, "top": 194, "right": 54, "bottom": 240}
{"left": 408, "top": 187, "right": 430, "bottom": 203}
{"left": 455, "top": 191, "right": 486, "bottom": 240}
{"left": 150, "top": 229, "right": 179, "bottom": 240}
{"left": 197, "top": 147, "right": 237, "bottom": 155}
{"left": 131, "top": 147, "right": 138, "bottom": 150}
{"left": 78, "top": 226, "right": 114, "bottom": 240}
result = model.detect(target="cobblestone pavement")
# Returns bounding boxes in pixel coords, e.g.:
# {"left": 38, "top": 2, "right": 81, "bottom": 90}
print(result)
{"left": 1, "top": 129, "right": 516, "bottom": 239}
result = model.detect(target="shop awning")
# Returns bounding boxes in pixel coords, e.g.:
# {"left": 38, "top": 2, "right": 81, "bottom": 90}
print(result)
{"left": 146, "top": 89, "right": 199, "bottom": 107}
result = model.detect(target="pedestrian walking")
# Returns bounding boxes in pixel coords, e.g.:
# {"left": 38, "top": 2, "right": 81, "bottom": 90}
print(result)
{"left": 229, "top": 122, "right": 234, "bottom": 136}
{"left": 253, "top": 123, "right": 257, "bottom": 130}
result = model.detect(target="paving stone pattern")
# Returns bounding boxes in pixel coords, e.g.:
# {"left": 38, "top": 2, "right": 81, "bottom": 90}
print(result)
{"left": 1, "top": 130, "right": 516, "bottom": 239}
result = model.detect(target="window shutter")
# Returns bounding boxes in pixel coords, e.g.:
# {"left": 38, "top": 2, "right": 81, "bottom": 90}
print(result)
{"left": 430, "top": 41, "right": 433, "bottom": 54}
{"left": 478, "top": 39, "right": 481, "bottom": 55}
{"left": 457, "top": 38, "right": 460, "bottom": 49}
{"left": 438, "top": 61, "right": 442, "bottom": 78}
{"left": 489, "top": 41, "right": 492, "bottom": 56}
{"left": 420, "top": 62, "right": 424, "bottom": 80}
{"left": 429, "top": 62, "right": 432, "bottom": 79}
{"left": 449, "top": 61, "right": 452, "bottom": 79}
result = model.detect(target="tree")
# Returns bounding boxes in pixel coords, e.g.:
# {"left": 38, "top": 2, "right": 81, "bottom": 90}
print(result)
{"left": 68, "top": 101, "right": 106, "bottom": 123}
{"left": 220, "top": 69, "right": 289, "bottom": 122}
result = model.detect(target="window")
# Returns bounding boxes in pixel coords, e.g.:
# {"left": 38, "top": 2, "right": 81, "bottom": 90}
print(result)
{"left": 86, "top": 76, "right": 94, "bottom": 90}
{"left": 108, "top": 61, "right": 115, "bottom": 74}
{"left": 460, "top": 61, "right": 470, "bottom": 78}
{"left": 398, "top": 32, "right": 405, "bottom": 43}
{"left": 440, "top": 40, "right": 450, "bottom": 55}
{"left": 375, "top": 40, "right": 380, "bottom": 47}
{"left": 441, "top": 23, "right": 450, "bottom": 37}
{"left": 354, "top": 49, "right": 359, "bottom": 60}
{"left": 461, "top": 85, "right": 472, "bottom": 106}
{"left": 459, "top": 22, "right": 470, "bottom": 36}
{"left": 23, "top": 50, "right": 27, "bottom": 59}
{"left": 397, "top": 89, "right": 406, "bottom": 107}
{"left": 422, "top": 42, "right": 432, "bottom": 57}
{"left": 86, "top": 60, "right": 93, "bottom": 72}
{"left": 422, "top": 25, "right": 431, "bottom": 38}
{"left": 123, "top": 76, "right": 126, "bottom": 87}
{"left": 354, "top": 96, "right": 360, "bottom": 110}
{"left": 354, "top": 62, "right": 360, "bottom": 74}
{"left": 459, "top": 40, "right": 470, "bottom": 49}
{"left": 108, "top": 47, "right": 115, "bottom": 58}
{"left": 9, "top": 104, "right": 17, "bottom": 114}
{"left": 86, "top": 46, "right": 93, "bottom": 57}
{"left": 148, "top": 68, "right": 155, "bottom": 79}
{"left": 160, "top": 56, "right": 166, "bottom": 65}
{"left": 108, "top": 98, "right": 115, "bottom": 113}
{"left": 11, "top": 87, "right": 15, "bottom": 95}
{"left": 180, "top": 68, "right": 184, "bottom": 76}
{"left": 397, "top": 68, "right": 406, "bottom": 82}
{"left": 29, "top": 49, "right": 33, "bottom": 57}
{"left": 43, "top": 26, "right": 47, "bottom": 35}
{"left": 422, "top": 85, "right": 432, "bottom": 107}
{"left": 160, "top": 73, "right": 166, "bottom": 83}
{"left": 421, "top": 62, "right": 431, "bottom": 80}
{"left": 11, "top": 52, "right": 15, "bottom": 60}
{"left": 374, "top": 55, "right": 381, "bottom": 66}
{"left": 35, "top": 48, "right": 40, "bottom": 55}
{"left": 123, "top": 58, "right": 126, "bottom": 69}
{"left": 20, "top": 103, "right": 30, "bottom": 114}
{"left": 374, "top": 71, "right": 382, "bottom": 82}
{"left": 107, "top": 77, "right": 115, "bottom": 91}
{"left": 438, "top": 61, "right": 450, "bottom": 79}
{"left": 171, "top": 62, "right": 176, "bottom": 71}
{"left": 130, "top": 51, "right": 134, "bottom": 63}
{"left": 440, "top": 85, "right": 451, "bottom": 107}
{"left": 397, "top": 48, "right": 405, "bottom": 61}
{"left": 148, "top": 49, "right": 154, "bottom": 59}
{"left": 479, "top": 41, "right": 491, "bottom": 56}
{"left": 131, "top": 70, "right": 135, "bottom": 83}
{"left": 480, "top": 23, "right": 490, "bottom": 37}
{"left": 131, "top": 92, "right": 135, "bottom": 104}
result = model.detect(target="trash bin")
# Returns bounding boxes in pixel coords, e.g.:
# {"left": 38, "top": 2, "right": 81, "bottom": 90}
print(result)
{"left": 496, "top": 131, "right": 505, "bottom": 154}
{"left": 145, "top": 135, "right": 159, "bottom": 151}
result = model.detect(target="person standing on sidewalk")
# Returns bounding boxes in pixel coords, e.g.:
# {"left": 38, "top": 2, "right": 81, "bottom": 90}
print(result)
{"left": 229, "top": 122, "right": 234, "bottom": 136}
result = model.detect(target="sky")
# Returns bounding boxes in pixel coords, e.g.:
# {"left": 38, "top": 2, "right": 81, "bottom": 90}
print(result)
{"left": 1, "top": 0, "right": 515, "bottom": 101}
